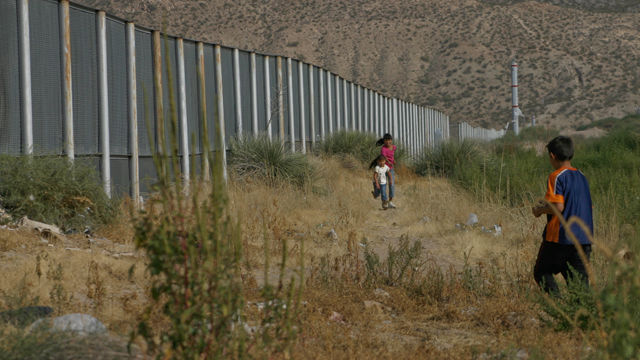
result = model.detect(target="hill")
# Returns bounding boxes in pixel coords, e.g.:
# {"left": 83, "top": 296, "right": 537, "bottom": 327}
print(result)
{"left": 74, "top": 0, "right": 640, "bottom": 130}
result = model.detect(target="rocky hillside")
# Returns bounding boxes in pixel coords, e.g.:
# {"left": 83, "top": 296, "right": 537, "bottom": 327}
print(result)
{"left": 74, "top": 0, "right": 640, "bottom": 129}
{"left": 481, "top": 0, "right": 640, "bottom": 12}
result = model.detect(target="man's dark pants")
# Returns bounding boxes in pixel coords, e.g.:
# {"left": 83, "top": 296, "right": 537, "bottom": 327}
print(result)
{"left": 533, "top": 241, "right": 592, "bottom": 294}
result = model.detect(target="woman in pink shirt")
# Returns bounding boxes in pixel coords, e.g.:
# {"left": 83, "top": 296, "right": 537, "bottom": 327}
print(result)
{"left": 377, "top": 134, "right": 397, "bottom": 208}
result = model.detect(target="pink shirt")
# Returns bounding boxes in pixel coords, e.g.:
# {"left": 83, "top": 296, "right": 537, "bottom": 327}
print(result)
{"left": 381, "top": 145, "right": 396, "bottom": 169}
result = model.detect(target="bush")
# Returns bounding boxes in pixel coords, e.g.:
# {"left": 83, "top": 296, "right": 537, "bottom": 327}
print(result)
{"left": 0, "top": 155, "right": 117, "bottom": 231}
{"left": 228, "top": 135, "right": 315, "bottom": 188}
{"left": 414, "top": 140, "right": 484, "bottom": 178}
{"left": 364, "top": 235, "right": 424, "bottom": 287}
{"left": 317, "top": 131, "right": 380, "bottom": 164}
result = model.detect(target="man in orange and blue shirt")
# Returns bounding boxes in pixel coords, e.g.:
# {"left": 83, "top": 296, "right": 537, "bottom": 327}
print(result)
{"left": 532, "top": 136, "right": 594, "bottom": 294}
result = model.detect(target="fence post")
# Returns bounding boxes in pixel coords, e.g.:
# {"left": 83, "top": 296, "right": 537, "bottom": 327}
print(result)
{"left": 152, "top": 31, "right": 164, "bottom": 154}
{"left": 18, "top": 0, "right": 33, "bottom": 155}
{"left": 197, "top": 42, "right": 210, "bottom": 181}
{"left": 287, "top": 58, "right": 295, "bottom": 152}
{"left": 356, "top": 85, "right": 362, "bottom": 131}
{"left": 126, "top": 22, "right": 140, "bottom": 204}
{"left": 309, "top": 64, "right": 316, "bottom": 146}
{"left": 327, "top": 72, "right": 333, "bottom": 134}
{"left": 363, "top": 88, "right": 368, "bottom": 133}
{"left": 319, "top": 68, "right": 326, "bottom": 140}
{"left": 277, "top": 56, "right": 284, "bottom": 144}
{"left": 60, "top": 0, "right": 74, "bottom": 160}
{"left": 96, "top": 11, "right": 111, "bottom": 197}
{"left": 297, "top": 61, "right": 306, "bottom": 153}
{"left": 393, "top": 99, "right": 398, "bottom": 138}
{"left": 350, "top": 82, "right": 355, "bottom": 130}
{"left": 250, "top": 52, "right": 258, "bottom": 137}
{"left": 335, "top": 75, "right": 341, "bottom": 130}
{"left": 343, "top": 78, "right": 348, "bottom": 130}
{"left": 214, "top": 45, "right": 227, "bottom": 182}
{"left": 233, "top": 49, "right": 242, "bottom": 137}
{"left": 177, "top": 39, "right": 190, "bottom": 182}
{"left": 264, "top": 55, "right": 272, "bottom": 140}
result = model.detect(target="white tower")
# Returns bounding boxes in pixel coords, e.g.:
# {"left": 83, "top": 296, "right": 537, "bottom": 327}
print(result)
{"left": 511, "top": 60, "right": 520, "bottom": 135}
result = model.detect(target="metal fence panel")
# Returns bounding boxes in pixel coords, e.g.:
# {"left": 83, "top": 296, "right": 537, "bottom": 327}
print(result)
{"left": 290, "top": 59, "right": 300, "bottom": 143}
{"left": 267, "top": 57, "right": 278, "bottom": 139}
{"left": 135, "top": 28, "right": 155, "bottom": 157}
{"left": 183, "top": 40, "right": 200, "bottom": 153}
{"left": 70, "top": 6, "right": 99, "bottom": 155}
{"left": 312, "top": 67, "right": 321, "bottom": 141}
{"left": 30, "top": 0, "right": 63, "bottom": 154}
{"left": 255, "top": 54, "right": 267, "bottom": 133}
{"left": 329, "top": 74, "right": 338, "bottom": 132}
{"left": 107, "top": 18, "right": 129, "bottom": 156}
{"left": 220, "top": 46, "right": 235, "bottom": 141}
{"left": 139, "top": 156, "right": 157, "bottom": 194}
{"left": 302, "top": 63, "right": 311, "bottom": 140}
{"left": 110, "top": 157, "right": 130, "bottom": 196}
{"left": 160, "top": 36, "right": 179, "bottom": 153}
{"left": 0, "top": 0, "right": 21, "bottom": 154}
{"left": 239, "top": 50, "right": 252, "bottom": 136}
{"left": 203, "top": 43, "right": 217, "bottom": 149}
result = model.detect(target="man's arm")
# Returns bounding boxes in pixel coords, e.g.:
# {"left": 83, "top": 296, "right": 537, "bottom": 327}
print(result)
{"left": 532, "top": 201, "right": 565, "bottom": 218}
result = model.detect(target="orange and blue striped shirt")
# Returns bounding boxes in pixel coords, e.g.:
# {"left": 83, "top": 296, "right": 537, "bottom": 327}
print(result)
{"left": 542, "top": 166, "right": 594, "bottom": 245}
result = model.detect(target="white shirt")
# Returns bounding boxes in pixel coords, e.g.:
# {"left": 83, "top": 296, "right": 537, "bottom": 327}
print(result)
{"left": 375, "top": 165, "right": 390, "bottom": 185}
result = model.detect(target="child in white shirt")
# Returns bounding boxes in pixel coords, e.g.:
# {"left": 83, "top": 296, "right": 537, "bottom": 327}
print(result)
{"left": 369, "top": 155, "right": 393, "bottom": 210}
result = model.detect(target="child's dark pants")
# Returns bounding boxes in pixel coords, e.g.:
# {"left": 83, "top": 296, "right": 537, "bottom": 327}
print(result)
{"left": 533, "top": 241, "right": 592, "bottom": 294}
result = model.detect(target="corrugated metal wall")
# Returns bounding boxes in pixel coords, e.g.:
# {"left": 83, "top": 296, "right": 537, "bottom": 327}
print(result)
{"left": 0, "top": 0, "right": 504, "bottom": 200}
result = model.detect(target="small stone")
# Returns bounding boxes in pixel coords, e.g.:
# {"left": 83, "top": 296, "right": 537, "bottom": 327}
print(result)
{"left": 373, "top": 288, "right": 390, "bottom": 298}
{"left": 30, "top": 313, "right": 107, "bottom": 335}
{"left": 328, "top": 229, "right": 338, "bottom": 241}
{"left": 420, "top": 216, "right": 431, "bottom": 223}
{"left": 466, "top": 213, "right": 479, "bottom": 226}
{"left": 516, "top": 348, "right": 529, "bottom": 360}
{"left": 328, "top": 311, "right": 345, "bottom": 323}
{"left": 363, "top": 300, "right": 386, "bottom": 315}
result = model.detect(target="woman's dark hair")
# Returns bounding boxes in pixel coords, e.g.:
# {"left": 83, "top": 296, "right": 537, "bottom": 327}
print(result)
{"left": 376, "top": 133, "right": 393, "bottom": 146}
{"left": 369, "top": 155, "right": 387, "bottom": 169}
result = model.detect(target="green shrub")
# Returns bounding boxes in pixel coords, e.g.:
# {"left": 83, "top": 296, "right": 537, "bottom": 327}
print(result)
{"left": 228, "top": 135, "right": 315, "bottom": 188}
{"left": 364, "top": 235, "right": 424, "bottom": 287}
{"left": 414, "top": 140, "right": 484, "bottom": 178}
{"left": 0, "top": 155, "right": 117, "bottom": 231}
{"left": 317, "top": 131, "right": 379, "bottom": 164}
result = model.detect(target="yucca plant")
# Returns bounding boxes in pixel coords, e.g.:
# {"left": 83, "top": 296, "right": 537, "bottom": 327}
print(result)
{"left": 228, "top": 135, "right": 314, "bottom": 188}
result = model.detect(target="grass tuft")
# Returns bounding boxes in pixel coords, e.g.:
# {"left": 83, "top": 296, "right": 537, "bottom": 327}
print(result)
{"left": 228, "top": 135, "right": 315, "bottom": 188}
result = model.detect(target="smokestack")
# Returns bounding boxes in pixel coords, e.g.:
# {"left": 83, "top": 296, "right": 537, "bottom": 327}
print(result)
{"left": 511, "top": 60, "right": 519, "bottom": 135}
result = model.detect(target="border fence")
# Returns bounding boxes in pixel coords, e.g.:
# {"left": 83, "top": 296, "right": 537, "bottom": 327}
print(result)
{"left": 450, "top": 122, "right": 505, "bottom": 143}
{"left": 0, "top": 0, "right": 502, "bottom": 201}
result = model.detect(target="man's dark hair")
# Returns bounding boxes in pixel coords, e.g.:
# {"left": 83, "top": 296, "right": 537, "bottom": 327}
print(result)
{"left": 546, "top": 136, "right": 574, "bottom": 161}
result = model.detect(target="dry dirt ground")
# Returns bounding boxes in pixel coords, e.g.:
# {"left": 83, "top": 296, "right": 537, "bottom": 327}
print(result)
{"left": 0, "top": 158, "right": 592, "bottom": 358}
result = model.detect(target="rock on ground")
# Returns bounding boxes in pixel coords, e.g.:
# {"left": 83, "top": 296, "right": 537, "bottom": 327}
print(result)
{"left": 30, "top": 313, "right": 107, "bottom": 335}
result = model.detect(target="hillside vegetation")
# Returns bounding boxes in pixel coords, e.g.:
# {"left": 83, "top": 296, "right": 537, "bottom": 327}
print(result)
{"left": 74, "top": 0, "right": 640, "bottom": 129}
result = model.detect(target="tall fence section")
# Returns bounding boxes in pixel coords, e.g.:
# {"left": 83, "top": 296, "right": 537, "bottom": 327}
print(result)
{"left": 450, "top": 122, "right": 505, "bottom": 143}
{"left": 0, "top": 0, "right": 501, "bottom": 200}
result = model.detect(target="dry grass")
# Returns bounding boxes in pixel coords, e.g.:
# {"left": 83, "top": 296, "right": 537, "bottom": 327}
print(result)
{"left": 0, "top": 156, "right": 612, "bottom": 358}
